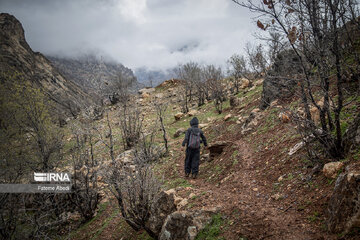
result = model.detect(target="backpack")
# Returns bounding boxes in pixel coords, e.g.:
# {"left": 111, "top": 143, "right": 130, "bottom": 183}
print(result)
{"left": 188, "top": 129, "right": 201, "bottom": 149}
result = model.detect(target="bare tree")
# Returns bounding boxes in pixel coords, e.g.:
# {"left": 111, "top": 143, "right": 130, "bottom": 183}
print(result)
{"left": 154, "top": 101, "right": 169, "bottom": 154}
{"left": 103, "top": 118, "right": 163, "bottom": 238}
{"left": 176, "top": 62, "right": 204, "bottom": 109}
{"left": 107, "top": 71, "right": 136, "bottom": 106}
{"left": 227, "top": 54, "right": 249, "bottom": 93}
{"left": 119, "top": 105, "right": 143, "bottom": 150}
{"left": 69, "top": 121, "right": 100, "bottom": 222}
{"left": 245, "top": 42, "right": 269, "bottom": 78}
{"left": 0, "top": 75, "right": 72, "bottom": 239}
{"left": 203, "top": 65, "right": 225, "bottom": 114}
{"left": 233, "top": 0, "right": 360, "bottom": 159}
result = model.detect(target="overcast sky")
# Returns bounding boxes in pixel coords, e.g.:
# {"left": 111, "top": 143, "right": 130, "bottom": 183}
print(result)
{"left": 0, "top": 0, "right": 261, "bottom": 70}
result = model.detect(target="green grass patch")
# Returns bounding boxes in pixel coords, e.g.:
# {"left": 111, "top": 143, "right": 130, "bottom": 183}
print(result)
{"left": 308, "top": 211, "right": 320, "bottom": 223}
{"left": 166, "top": 177, "right": 192, "bottom": 189}
{"left": 195, "top": 214, "right": 225, "bottom": 240}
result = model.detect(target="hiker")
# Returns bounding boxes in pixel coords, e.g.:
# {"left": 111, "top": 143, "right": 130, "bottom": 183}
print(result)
{"left": 182, "top": 117, "right": 207, "bottom": 179}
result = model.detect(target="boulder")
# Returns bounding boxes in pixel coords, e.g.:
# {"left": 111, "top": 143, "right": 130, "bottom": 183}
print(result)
{"left": 208, "top": 141, "right": 229, "bottom": 160}
{"left": 139, "top": 88, "right": 155, "bottom": 95}
{"left": 175, "top": 112, "right": 184, "bottom": 121}
{"left": 198, "top": 123, "right": 208, "bottom": 129}
{"left": 323, "top": 162, "right": 344, "bottom": 179}
{"left": 310, "top": 106, "right": 320, "bottom": 123}
{"left": 155, "top": 93, "right": 164, "bottom": 99}
{"left": 254, "top": 78, "right": 264, "bottom": 86}
{"left": 200, "top": 153, "right": 210, "bottom": 163}
{"left": 229, "top": 96, "right": 239, "bottom": 107}
{"left": 224, "top": 114, "right": 232, "bottom": 121}
{"left": 240, "top": 79, "right": 250, "bottom": 89}
{"left": 159, "top": 210, "right": 216, "bottom": 240}
{"left": 83, "top": 106, "right": 104, "bottom": 121}
{"left": 177, "top": 198, "right": 189, "bottom": 209}
{"left": 103, "top": 98, "right": 112, "bottom": 106}
{"left": 279, "top": 112, "right": 291, "bottom": 123}
{"left": 174, "top": 128, "right": 186, "bottom": 138}
{"left": 327, "top": 163, "right": 360, "bottom": 233}
{"left": 142, "top": 92, "right": 151, "bottom": 99}
{"left": 260, "top": 50, "right": 301, "bottom": 109}
{"left": 115, "top": 149, "right": 134, "bottom": 165}
{"left": 187, "top": 110, "right": 198, "bottom": 117}
{"left": 146, "top": 191, "right": 178, "bottom": 237}
{"left": 241, "top": 110, "right": 263, "bottom": 135}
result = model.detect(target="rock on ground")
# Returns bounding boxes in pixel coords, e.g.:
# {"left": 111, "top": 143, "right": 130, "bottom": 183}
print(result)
{"left": 323, "top": 162, "right": 344, "bottom": 179}
{"left": 146, "top": 191, "right": 178, "bottom": 237}
{"left": 327, "top": 163, "right": 360, "bottom": 234}
{"left": 174, "top": 128, "right": 186, "bottom": 138}
{"left": 159, "top": 210, "right": 215, "bottom": 240}
{"left": 174, "top": 112, "right": 184, "bottom": 121}
{"left": 139, "top": 88, "right": 155, "bottom": 95}
{"left": 224, "top": 114, "right": 232, "bottom": 121}
{"left": 187, "top": 110, "right": 198, "bottom": 117}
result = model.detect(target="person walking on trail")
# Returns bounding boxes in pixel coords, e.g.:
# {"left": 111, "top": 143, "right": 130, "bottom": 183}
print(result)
{"left": 182, "top": 117, "right": 207, "bottom": 179}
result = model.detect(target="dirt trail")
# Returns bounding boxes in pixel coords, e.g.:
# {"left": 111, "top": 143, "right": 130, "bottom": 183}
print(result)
{"left": 176, "top": 139, "right": 329, "bottom": 240}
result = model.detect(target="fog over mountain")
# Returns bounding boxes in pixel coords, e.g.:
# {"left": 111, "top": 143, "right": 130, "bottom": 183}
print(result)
{"left": 0, "top": 0, "right": 258, "bottom": 70}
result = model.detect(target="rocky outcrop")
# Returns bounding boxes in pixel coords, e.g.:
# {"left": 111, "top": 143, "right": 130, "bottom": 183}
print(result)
{"left": 260, "top": 50, "right": 302, "bottom": 109}
{"left": 241, "top": 108, "right": 264, "bottom": 135}
{"left": 146, "top": 191, "right": 178, "bottom": 237}
{"left": 47, "top": 55, "right": 136, "bottom": 100}
{"left": 0, "top": 13, "right": 96, "bottom": 117}
{"left": 327, "top": 163, "right": 360, "bottom": 234}
{"left": 208, "top": 141, "right": 229, "bottom": 160}
{"left": 159, "top": 210, "right": 215, "bottom": 240}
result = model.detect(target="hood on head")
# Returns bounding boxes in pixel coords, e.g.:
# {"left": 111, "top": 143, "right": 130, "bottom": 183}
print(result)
{"left": 190, "top": 117, "right": 199, "bottom": 126}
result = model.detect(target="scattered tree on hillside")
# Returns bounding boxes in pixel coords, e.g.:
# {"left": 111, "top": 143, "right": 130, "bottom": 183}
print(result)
{"left": 245, "top": 42, "right": 269, "bottom": 78}
{"left": 233, "top": 0, "right": 360, "bottom": 159}
{"left": 103, "top": 113, "right": 162, "bottom": 238}
{"left": 107, "top": 71, "right": 136, "bottom": 106}
{"left": 154, "top": 101, "right": 169, "bottom": 154}
{"left": 227, "top": 54, "right": 249, "bottom": 93}
{"left": 119, "top": 106, "right": 143, "bottom": 150}
{"left": 176, "top": 62, "right": 206, "bottom": 110}
{"left": 0, "top": 73, "right": 71, "bottom": 238}
{"left": 69, "top": 120, "right": 100, "bottom": 222}
{"left": 203, "top": 65, "right": 225, "bottom": 114}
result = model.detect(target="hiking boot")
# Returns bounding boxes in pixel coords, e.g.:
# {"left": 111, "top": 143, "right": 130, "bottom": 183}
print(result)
{"left": 185, "top": 173, "right": 190, "bottom": 178}
{"left": 192, "top": 173, "right": 198, "bottom": 179}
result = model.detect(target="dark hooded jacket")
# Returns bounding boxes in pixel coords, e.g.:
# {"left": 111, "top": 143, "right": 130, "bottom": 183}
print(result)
{"left": 182, "top": 117, "right": 207, "bottom": 148}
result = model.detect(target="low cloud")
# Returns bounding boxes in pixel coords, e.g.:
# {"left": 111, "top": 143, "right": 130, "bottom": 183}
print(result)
{"left": 0, "top": 0, "right": 260, "bottom": 70}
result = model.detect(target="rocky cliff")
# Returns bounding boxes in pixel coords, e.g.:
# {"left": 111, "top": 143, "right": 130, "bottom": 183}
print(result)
{"left": 47, "top": 54, "right": 138, "bottom": 98}
{"left": 0, "top": 13, "right": 96, "bottom": 117}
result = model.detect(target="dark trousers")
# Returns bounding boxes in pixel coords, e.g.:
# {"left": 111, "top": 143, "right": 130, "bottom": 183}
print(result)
{"left": 185, "top": 148, "right": 200, "bottom": 174}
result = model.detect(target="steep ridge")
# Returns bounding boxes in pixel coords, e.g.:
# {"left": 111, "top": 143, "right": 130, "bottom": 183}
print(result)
{"left": 47, "top": 55, "right": 138, "bottom": 98}
{"left": 0, "top": 13, "right": 96, "bottom": 117}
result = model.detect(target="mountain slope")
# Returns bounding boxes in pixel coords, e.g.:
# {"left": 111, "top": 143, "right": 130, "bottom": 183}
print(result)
{"left": 0, "top": 13, "right": 96, "bottom": 117}
{"left": 47, "top": 55, "right": 138, "bottom": 97}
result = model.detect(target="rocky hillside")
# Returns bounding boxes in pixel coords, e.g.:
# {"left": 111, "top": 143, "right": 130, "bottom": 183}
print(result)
{"left": 0, "top": 13, "right": 96, "bottom": 117}
{"left": 62, "top": 74, "right": 360, "bottom": 239}
{"left": 47, "top": 54, "right": 138, "bottom": 97}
